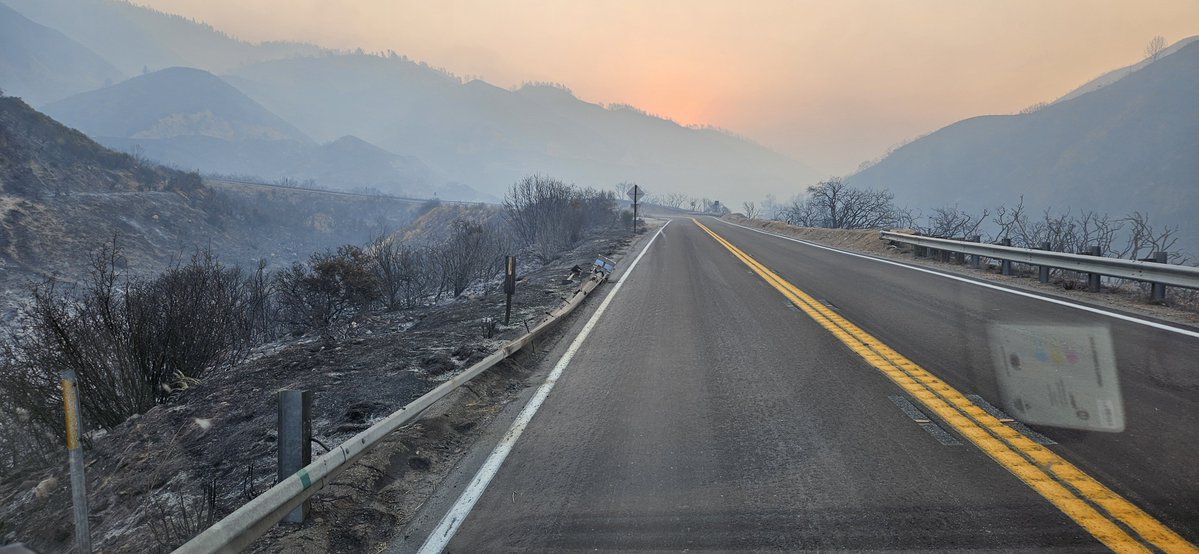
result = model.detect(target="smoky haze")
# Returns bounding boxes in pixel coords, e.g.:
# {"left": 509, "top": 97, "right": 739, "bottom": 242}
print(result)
{"left": 2, "top": 0, "right": 1197, "bottom": 218}
{"left": 124, "top": 0, "right": 1199, "bottom": 175}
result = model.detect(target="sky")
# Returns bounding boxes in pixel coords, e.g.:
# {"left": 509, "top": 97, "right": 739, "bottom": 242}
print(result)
{"left": 137, "top": 0, "right": 1199, "bottom": 175}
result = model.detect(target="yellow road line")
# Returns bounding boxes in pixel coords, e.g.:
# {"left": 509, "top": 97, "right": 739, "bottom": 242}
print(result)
{"left": 693, "top": 218, "right": 1198, "bottom": 554}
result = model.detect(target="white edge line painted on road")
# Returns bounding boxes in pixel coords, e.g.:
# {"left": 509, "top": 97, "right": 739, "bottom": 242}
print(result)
{"left": 417, "top": 220, "right": 670, "bottom": 554}
{"left": 713, "top": 218, "right": 1199, "bottom": 340}
{"left": 619, "top": 221, "right": 669, "bottom": 283}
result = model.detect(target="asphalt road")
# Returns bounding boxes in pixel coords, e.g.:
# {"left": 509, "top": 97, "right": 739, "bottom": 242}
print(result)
{"left": 419, "top": 217, "right": 1198, "bottom": 552}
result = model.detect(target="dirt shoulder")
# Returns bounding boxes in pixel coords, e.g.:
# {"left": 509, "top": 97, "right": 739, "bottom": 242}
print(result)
{"left": 721, "top": 215, "right": 1199, "bottom": 328}
{"left": 0, "top": 226, "right": 641, "bottom": 553}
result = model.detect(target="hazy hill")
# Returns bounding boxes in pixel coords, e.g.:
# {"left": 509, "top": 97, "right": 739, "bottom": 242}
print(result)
{"left": 1, "top": 0, "right": 321, "bottom": 76}
{"left": 0, "top": 94, "right": 422, "bottom": 319}
{"left": 43, "top": 67, "right": 455, "bottom": 196}
{"left": 44, "top": 66, "right": 309, "bottom": 142}
{"left": 847, "top": 40, "right": 1199, "bottom": 247}
{"left": 1051, "top": 36, "right": 1198, "bottom": 105}
{"left": 0, "top": 95, "right": 194, "bottom": 198}
{"left": 0, "top": 1, "right": 124, "bottom": 105}
{"left": 226, "top": 54, "right": 822, "bottom": 200}
{"left": 284, "top": 135, "right": 449, "bottom": 196}
{"left": 0, "top": 92, "right": 216, "bottom": 282}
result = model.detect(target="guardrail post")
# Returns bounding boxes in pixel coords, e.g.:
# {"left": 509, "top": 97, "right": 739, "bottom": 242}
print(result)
{"left": 876, "top": 232, "right": 1199, "bottom": 293}
{"left": 278, "top": 390, "right": 312, "bottom": 523}
{"left": 1038, "top": 241, "right": 1051, "bottom": 283}
{"left": 1000, "top": 238, "right": 1013, "bottom": 276}
{"left": 1150, "top": 251, "right": 1168, "bottom": 302}
{"left": 61, "top": 371, "right": 92, "bottom": 554}
{"left": 969, "top": 235, "right": 981, "bottom": 268}
{"left": 1087, "top": 246, "right": 1102, "bottom": 292}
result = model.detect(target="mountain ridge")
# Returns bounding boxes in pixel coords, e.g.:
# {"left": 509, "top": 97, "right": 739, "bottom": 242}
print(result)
{"left": 1, "top": 0, "right": 323, "bottom": 76}
{"left": 1050, "top": 35, "right": 1199, "bottom": 106}
{"left": 0, "top": 1, "right": 125, "bottom": 105}
{"left": 43, "top": 66, "right": 470, "bottom": 198}
{"left": 4, "top": 0, "right": 822, "bottom": 201}
{"left": 225, "top": 53, "right": 823, "bottom": 200}
{"left": 847, "top": 40, "right": 1199, "bottom": 248}
{"left": 44, "top": 66, "right": 310, "bottom": 142}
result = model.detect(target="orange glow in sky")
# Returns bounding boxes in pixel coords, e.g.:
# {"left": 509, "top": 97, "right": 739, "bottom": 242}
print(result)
{"left": 135, "top": 0, "right": 1199, "bottom": 174}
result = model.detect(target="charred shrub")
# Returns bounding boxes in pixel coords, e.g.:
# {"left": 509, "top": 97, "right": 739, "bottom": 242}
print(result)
{"left": 434, "top": 219, "right": 508, "bottom": 298}
{"left": 145, "top": 475, "right": 220, "bottom": 550}
{"left": 421, "top": 353, "right": 455, "bottom": 375}
{"left": 274, "top": 245, "right": 381, "bottom": 334}
{"left": 0, "top": 241, "right": 252, "bottom": 443}
{"left": 367, "top": 234, "right": 436, "bottom": 311}
{"left": 503, "top": 175, "right": 617, "bottom": 260}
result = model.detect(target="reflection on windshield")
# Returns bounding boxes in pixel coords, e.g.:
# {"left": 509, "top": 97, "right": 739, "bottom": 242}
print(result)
{"left": 989, "top": 323, "right": 1124, "bottom": 432}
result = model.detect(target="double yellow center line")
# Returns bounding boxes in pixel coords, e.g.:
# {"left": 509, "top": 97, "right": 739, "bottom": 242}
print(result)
{"left": 693, "top": 219, "right": 1196, "bottom": 554}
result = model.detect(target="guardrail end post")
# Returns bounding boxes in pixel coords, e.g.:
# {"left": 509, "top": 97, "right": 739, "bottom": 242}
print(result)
{"left": 1151, "top": 251, "right": 1168, "bottom": 302}
{"left": 1000, "top": 238, "right": 1013, "bottom": 276}
{"left": 1087, "top": 246, "right": 1102, "bottom": 292}
{"left": 278, "top": 389, "right": 313, "bottom": 524}
{"left": 1038, "top": 241, "right": 1051, "bottom": 283}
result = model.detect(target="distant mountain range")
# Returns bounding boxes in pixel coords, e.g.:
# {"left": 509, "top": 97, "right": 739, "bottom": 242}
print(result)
{"left": 0, "top": 0, "right": 321, "bottom": 76}
{"left": 847, "top": 38, "right": 1199, "bottom": 248}
{"left": 4, "top": 0, "right": 1192, "bottom": 234}
{"left": 223, "top": 55, "right": 823, "bottom": 199}
{"left": 0, "top": 0, "right": 822, "bottom": 202}
{"left": 0, "top": 2, "right": 124, "bottom": 105}
{"left": 41, "top": 66, "right": 458, "bottom": 199}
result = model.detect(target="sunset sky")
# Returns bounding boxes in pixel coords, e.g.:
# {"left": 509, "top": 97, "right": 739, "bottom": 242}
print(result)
{"left": 137, "top": 0, "right": 1199, "bottom": 175}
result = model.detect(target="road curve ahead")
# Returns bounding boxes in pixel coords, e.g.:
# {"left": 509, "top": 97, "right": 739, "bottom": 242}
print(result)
{"left": 421, "top": 217, "right": 1198, "bottom": 552}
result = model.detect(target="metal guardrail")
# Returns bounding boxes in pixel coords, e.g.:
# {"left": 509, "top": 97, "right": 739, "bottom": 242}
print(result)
{"left": 879, "top": 231, "right": 1199, "bottom": 290}
{"left": 175, "top": 272, "right": 607, "bottom": 553}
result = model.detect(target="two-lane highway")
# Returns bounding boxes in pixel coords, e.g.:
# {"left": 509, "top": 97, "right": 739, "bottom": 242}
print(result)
{"left": 412, "top": 217, "right": 1198, "bottom": 552}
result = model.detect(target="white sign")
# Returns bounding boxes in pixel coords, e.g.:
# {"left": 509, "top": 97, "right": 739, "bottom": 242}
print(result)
{"left": 626, "top": 185, "right": 646, "bottom": 202}
{"left": 987, "top": 323, "right": 1124, "bottom": 432}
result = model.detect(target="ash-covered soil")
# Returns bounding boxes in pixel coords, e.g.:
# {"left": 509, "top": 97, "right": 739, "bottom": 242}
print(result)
{"left": 0, "top": 227, "right": 635, "bottom": 553}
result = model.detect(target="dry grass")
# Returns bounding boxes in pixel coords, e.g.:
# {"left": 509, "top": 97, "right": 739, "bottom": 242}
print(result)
{"left": 724, "top": 215, "right": 892, "bottom": 254}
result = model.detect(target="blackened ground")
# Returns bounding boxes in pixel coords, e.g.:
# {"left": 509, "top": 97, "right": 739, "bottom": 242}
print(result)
{"left": 0, "top": 226, "right": 637, "bottom": 554}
